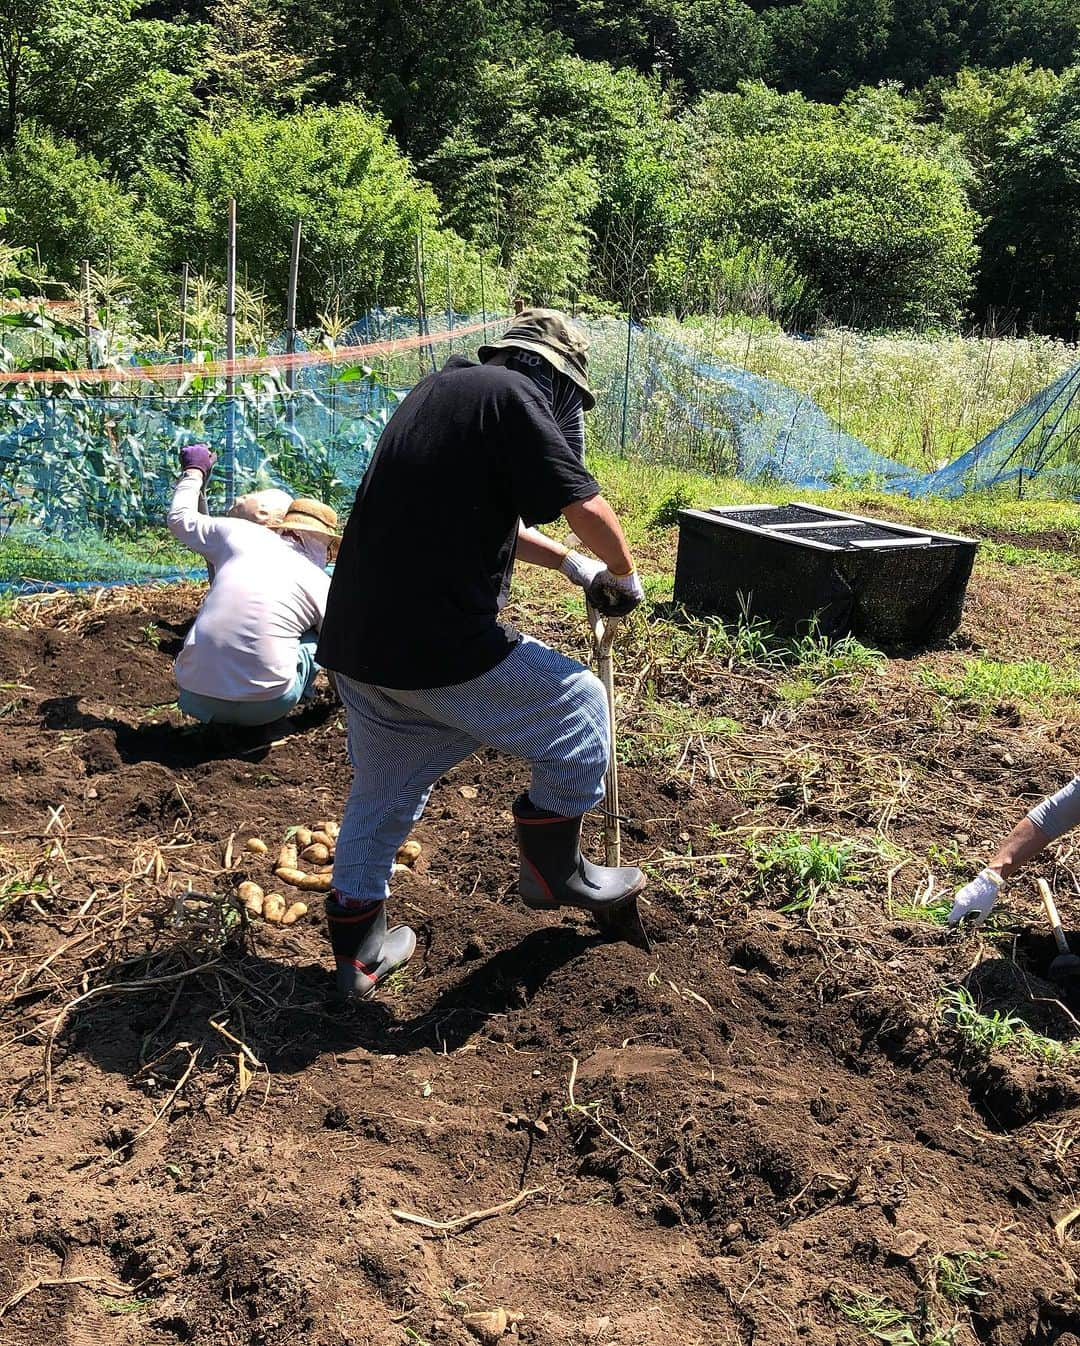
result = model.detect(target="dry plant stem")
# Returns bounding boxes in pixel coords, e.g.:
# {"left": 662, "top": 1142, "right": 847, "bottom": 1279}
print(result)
{"left": 105, "top": 1046, "right": 199, "bottom": 1161}
{"left": 566, "top": 1056, "right": 662, "bottom": 1177}
{"left": 44, "top": 959, "right": 222, "bottom": 1106}
{"left": 0, "top": 1273, "right": 131, "bottom": 1318}
{"left": 390, "top": 1186, "right": 546, "bottom": 1234}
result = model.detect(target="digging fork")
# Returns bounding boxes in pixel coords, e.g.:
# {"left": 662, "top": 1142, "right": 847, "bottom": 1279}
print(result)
{"left": 587, "top": 603, "right": 651, "bottom": 951}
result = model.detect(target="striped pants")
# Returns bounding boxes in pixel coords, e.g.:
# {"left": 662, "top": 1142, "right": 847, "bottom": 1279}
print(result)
{"left": 332, "top": 635, "right": 609, "bottom": 902}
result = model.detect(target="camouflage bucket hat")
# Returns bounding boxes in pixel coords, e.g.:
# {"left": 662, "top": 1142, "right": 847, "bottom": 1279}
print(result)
{"left": 478, "top": 308, "right": 595, "bottom": 410}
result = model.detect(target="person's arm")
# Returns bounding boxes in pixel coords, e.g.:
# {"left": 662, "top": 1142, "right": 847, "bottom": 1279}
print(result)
{"left": 562, "top": 495, "right": 634, "bottom": 575}
{"left": 516, "top": 522, "right": 569, "bottom": 570}
{"left": 947, "top": 775, "right": 1080, "bottom": 926}
{"left": 167, "top": 470, "right": 234, "bottom": 562}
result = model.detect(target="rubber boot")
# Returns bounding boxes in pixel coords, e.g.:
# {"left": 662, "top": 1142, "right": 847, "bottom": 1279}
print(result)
{"left": 325, "top": 896, "right": 416, "bottom": 999}
{"left": 512, "top": 793, "right": 648, "bottom": 947}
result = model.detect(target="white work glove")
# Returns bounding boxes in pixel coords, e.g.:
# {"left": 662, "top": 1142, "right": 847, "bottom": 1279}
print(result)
{"left": 586, "top": 567, "right": 645, "bottom": 618}
{"left": 559, "top": 550, "right": 606, "bottom": 589}
{"left": 947, "top": 868, "right": 1004, "bottom": 927}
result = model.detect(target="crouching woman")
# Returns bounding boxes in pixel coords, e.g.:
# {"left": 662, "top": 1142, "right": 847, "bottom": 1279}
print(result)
{"left": 167, "top": 443, "right": 338, "bottom": 726}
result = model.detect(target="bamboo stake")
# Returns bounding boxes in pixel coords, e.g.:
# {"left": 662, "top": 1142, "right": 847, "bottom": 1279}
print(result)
{"left": 285, "top": 217, "right": 301, "bottom": 431}
{"left": 224, "top": 197, "right": 237, "bottom": 507}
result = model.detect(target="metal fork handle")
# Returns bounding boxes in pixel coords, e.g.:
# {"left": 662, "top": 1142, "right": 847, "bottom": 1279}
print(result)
{"left": 587, "top": 604, "right": 621, "bottom": 867}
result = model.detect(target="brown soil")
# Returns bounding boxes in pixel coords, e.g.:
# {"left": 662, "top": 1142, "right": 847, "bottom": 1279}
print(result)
{"left": 0, "top": 576, "right": 1078, "bottom": 1346}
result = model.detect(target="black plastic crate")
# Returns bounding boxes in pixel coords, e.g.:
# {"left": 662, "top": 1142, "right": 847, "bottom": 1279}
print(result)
{"left": 673, "top": 502, "right": 978, "bottom": 642}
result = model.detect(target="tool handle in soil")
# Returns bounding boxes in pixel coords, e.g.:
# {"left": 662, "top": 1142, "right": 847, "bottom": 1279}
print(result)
{"left": 587, "top": 602, "right": 621, "bottom": 868}
{"left": 1036, "top": 877, "right": 1072, "bottom": 956}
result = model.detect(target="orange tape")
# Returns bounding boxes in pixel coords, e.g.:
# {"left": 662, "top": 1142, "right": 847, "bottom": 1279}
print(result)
{"left": 0, "top": 317, "right": 500, "bottom": 386}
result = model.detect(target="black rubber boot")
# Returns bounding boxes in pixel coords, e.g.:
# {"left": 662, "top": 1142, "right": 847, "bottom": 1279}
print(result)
{"left": 325, "top": 896, "right": 416, "bottom": 999}
{"left": 512, "top": 793, "right": 647, "bottom": 942}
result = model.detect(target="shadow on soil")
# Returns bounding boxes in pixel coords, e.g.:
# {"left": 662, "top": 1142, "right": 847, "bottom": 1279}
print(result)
{"left": 71, "top": 925, "right": 597, "bottom": 1081}
{"left": 38, "top": 693, "right": 337, "bottom": 767}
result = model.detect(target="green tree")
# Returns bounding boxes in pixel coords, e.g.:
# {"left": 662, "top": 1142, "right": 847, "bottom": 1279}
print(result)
{"left": 156, "top": 104, "right": 484, "bottom": 320}
{"left": 205, "top": 0, "right": 315, "bottom": 111}
{"left": 675, "top": 110, "right": 979, "bottom": 325}
{"left": 427, "top": 53, "right": 677, "bottom": 306}
{"left": 976, "top": 68, "right": 1080, "bottom": 333}
{"left": 0, "top": 0, "right": 50, "bottom": 140}
{"left": 0, "top": 124, "right": 154, "bottom": 281}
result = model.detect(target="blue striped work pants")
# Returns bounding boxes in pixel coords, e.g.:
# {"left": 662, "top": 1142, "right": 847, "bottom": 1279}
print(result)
{"left": 332, "top": 635, "right": 609, "bottom": 903}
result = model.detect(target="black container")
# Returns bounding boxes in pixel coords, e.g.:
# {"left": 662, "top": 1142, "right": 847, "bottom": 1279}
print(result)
{"left": 673, "top": 502, "right": 978, "bottom": 642}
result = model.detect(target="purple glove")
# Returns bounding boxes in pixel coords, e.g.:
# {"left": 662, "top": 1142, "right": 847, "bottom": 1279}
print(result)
{"left": 180, "top": 443, "right": 216, "bottom": 478}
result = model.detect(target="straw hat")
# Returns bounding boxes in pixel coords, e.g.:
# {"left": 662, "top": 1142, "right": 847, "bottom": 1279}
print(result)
{"left": 478, "top": 308, "right": 595, "bottom": 410}
{"left": 269, "top": 497, "right": 339, "bottom": 541}
{"left": 228, "top": 488, "right": 292, "bottom": 526}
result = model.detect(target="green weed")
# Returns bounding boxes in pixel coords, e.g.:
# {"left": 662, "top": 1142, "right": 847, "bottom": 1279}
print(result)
{"left": 891, "top": 898, "right": 954, "bottom": 925}
{"left": 751, "top": 832, "right": 855, "bottom": 912}
{"left": 833, "top": 1292, "right": 922, "bottom": 1345}
{"left": 139, "top": 622, "right": 161, "bottom": 649}
{"left": 939, "top": 987, "right": 1079, "bottom": 1062}
{"left": 0, "top": 877, "right": 49, "bottom": 917}
{"left": 919, "top": 659, "right": 1080, "bottom": 710}
{"left": 930, "top": 1249, "right": 1002, "bottom": 1304}
{"left": 833, "top": 1291, "right": 957, "bottom": 1346}
{"left": 98, "top": 1295, "right": 154, "bottom": 1316}
{"left": 777, "top": 676, "right": 817, "bottom": 704}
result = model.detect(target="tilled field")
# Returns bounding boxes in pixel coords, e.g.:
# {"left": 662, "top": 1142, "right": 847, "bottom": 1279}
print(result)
{"left": 0, "top": 566, "right": 1078, "bottom": 1346}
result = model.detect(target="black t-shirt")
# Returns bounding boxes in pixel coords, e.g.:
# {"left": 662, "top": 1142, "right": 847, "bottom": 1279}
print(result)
{"left": 317, "top": 357, "right": 600, "bottom": 689}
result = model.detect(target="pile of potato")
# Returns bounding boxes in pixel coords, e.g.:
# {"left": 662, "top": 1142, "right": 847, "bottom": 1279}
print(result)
{"left": 236, "top": 820, "right": 422, "bottom": 925}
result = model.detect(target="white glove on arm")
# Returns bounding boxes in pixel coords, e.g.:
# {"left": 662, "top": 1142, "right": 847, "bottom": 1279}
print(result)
{"left": 947, "top": 868, "right": 1004, "bottom": 927}
{"left": 559, "top": 550, "right": 606, "bottom": 589}
{"left": 586, "top": 567, "right": 645, "bottom": 618}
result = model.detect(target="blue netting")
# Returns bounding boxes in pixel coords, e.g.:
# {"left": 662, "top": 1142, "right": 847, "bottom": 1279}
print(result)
{"left": 1, "top": 314, "right": 1076, "bottom": 592}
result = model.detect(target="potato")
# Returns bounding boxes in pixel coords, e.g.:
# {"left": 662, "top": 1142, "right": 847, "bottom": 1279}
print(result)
{"left": 310, "top": 830, "right": 335, "bottom": 851}
{"left": 276, "top": 841, "right": 298, "bottom": 871}
{"left": 281, "top": 901, "right": 308, "bottom": 926}
{"left": 293, "top": 827, "right": 313, "bottom": 848}
{"left": 275, "top": 867, "right": 332, "bottom": 892}
{"left": 396, "top": 839, "right": 422, "bottom": 867}
{"left": 296, "top": 872, "right": 332, "bottom": 892}
{"left": 301, "top": 842, "right": 331, "bottom": 866}
{"left": 263, "top": 892, "right": 286, "bottom": 923}
{"left": 237, "top": 880, "right": 264, "bottom": 914}
{"left": 313, "top": 819, "right": 339, "bottom": 840}
{"left": 463, "top": 1309, "right": 508, "bottom": 1345}
{"left": 244, "top": 837, "right": 268, "bottom": 855}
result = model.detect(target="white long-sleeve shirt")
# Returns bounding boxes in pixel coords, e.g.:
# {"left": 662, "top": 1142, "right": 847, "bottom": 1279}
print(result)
{"left": 168, "top": 472, "right": 330, "bottom": 702}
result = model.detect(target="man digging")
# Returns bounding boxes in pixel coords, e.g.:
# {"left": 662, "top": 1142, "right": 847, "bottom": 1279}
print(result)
{"left": 317, "top": 309, "right": 648, "bottom": 998}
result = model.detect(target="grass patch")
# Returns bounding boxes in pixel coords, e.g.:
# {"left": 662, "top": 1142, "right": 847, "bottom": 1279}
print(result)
{"left": 891, "top": 898, "right": 954, "bottom": 925}
{"left": 919, "top": 658, "right": 1080, "bottom": 711}
{"left": 981, "top": 541, "right": 1080, "bottom": 578}
{"left": 930, "top": 1249, "right": 1002, "bottom": 1305}
{"left": 98, "top": 1295, "right": 154, "bottom": 1316}
{"left": 939, "top": 987, "right": 1079, "bottom": 1062}
{"left": 750, "top": 832, "right": 855, "bottom": 912}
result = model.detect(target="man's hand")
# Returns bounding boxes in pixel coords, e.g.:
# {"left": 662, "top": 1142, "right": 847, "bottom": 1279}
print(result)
{"left": 586, "top": 568, "right": 645, "bottom": 618}
{"left": 180, "top": 443, "right": 216, "bottom": 479}
{"left": 559, "top": 550, "right": 606, "bottom": 590}
{"left": 947, "top": 869, "right": 1004, "bottom": 927}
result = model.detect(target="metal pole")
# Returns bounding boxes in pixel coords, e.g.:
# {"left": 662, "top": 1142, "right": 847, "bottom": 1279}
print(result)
{"left": 285, "top": 217, "right": 302, "bottom": 430}
{"left": 179, "top": 262, "right": 190, "bottom": 357}
{"left": 224, "top": 197, "right": 237, "bottom": 507}
{"left": 80, "top": 259, "right": 92, "bottom": 369}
